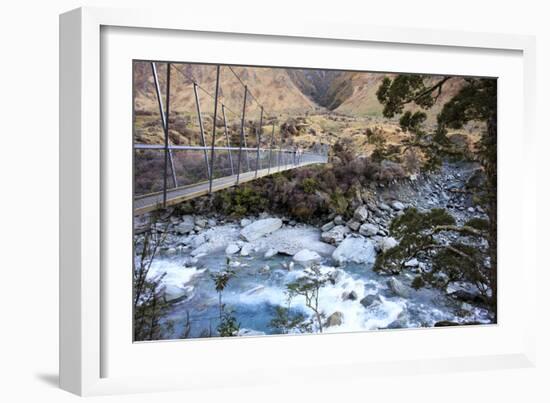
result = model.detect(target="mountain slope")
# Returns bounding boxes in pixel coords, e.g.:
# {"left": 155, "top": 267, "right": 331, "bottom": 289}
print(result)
{"left": 133, "top": 62, "right": 318, "bottom": 118}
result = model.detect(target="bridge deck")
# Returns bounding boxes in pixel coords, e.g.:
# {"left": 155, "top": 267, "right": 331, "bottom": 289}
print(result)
{"left": 134, "top": 159, "right": 324, "bottom": 215}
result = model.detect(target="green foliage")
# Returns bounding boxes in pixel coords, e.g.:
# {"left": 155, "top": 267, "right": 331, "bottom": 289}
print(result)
{"left": 216, "top": 185, "right": 269, "bottom": 218}
{"left": 301, "top": 177, "right": 319, "bottom": 194}
{"left": 210, "top": 265, "right": 236, "bottom": 294}
{"left": 210, "top": 260, "right": 239, "bottom": 337}
{"left": 465, "top": 217, "right": 489, "bottom": 232}
{"left": 374, "top": 208, "right": 490, "bottom": 300}
{"left": 217, "top": 310, "right": 240, "bottom": 337}
{"left": 133, "top": 218, "right": 172, "bottom": 341}
{"left": 399, "top": 111, "right": 427, "bottom": 136}
{"left": 377, "top": 75, "right": 441, "bottom": 118}
{"left": 269, "top": 306, "right": 309, "bottom": 334}
{"left": 286, "top": 264, "right": 329, "bottom": 333}
{"left": 329, "top": 191, "right": 349, "bottom": 215}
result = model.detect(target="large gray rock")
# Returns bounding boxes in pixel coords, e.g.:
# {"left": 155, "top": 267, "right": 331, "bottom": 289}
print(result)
{"left": 195, "top": 217, "right": 207, "bottom": 228}
{"left": 240, "top": 218, "right": 283, "bottom": 242}
{"left": 347, "top": 219, "right": 361, "bottom": 231}
{"left": 225, "top": 243, "right": 240, "bottom": 255}
{"left": 353, "top": 205, "right": 369, "bottom": 222}
{"left": 325, "top": 311, "right": 344, "bottom": 327}
{"left": 240, "top": 218, "right": 252, "bottom": 227}
{"left": 175, "top": 215, "right": 195, "bottom": 235}
{"left": 359, "top": 223, "right": 378, "bottom": 237}
{"left": 391, "top": 201, "right": 405, "bottom": 211}
{"left": 189, "top": 233, "right": 207, "bottom": 249}
{"left": 264, "top": 248, "right": 278, "bottom": 258}
{"left": 321, "top": 225, "right": 350, "bottom": 245}
{"left": 332, "top": 237, "right": 376, "bottom": 265}
{"left": 342, "top": 290, "right": 358, "bottom": 301}
{"left": 334, "top": 215, "right": 345, "bottom": 225}
{"left": 404, "top": 258, "right": 419, "bottom": 267}
{"left": 378, "top": 236, "right": 398, "bottom": 253}
{"left": 293, "top": 249, "right": 322, "bottom": 268}
{"left": 240, "top": 242, "right": 254, "bottom": 256}
{"left": 321, "top": 221, "right": 335, "bottom": 232}
{"left": 360, "top": 294, "right": 381, "bottom": 308}
{"left": 387, "top": 277, "right": 410, "bottom": 298}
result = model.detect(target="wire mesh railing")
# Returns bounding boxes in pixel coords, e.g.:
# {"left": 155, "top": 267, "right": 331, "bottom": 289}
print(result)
{"left": 134, "top": 61, "right": 329, "bottom": 208}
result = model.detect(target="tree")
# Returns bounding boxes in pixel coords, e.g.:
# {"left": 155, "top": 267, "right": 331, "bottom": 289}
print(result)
{"left": 210, "top": 259, "right": 239, "bottom": 337}
{"left": 286, "top": 264, "right": 329, "bottom": 333}
{"left": 133, "top": 217, "right": 171, "bottom": 341}
{"left": 376, "top": 75, "right": 497, "bottom": 314}
{"left": 374, "top": 208, "right": 492, "bottom": 300}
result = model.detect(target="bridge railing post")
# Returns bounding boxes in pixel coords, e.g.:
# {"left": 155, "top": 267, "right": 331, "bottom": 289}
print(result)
{"left": 236, "top": 86, "right": 248, "bottom": 185}
{"left": 150, "top": 62, "right": 178, "bottom": 190}
{"left": 267, "top": 123, "right": 275, "bottom": 175}
{"left": 162, "top": 63, "right": 171, "bottom": 207}
{"left": 222, "top": 105, "right": 234, "bottom": 176}
{"left": 255, "top": 107, "right": 263, "bottom": 178}
{"left": 193, "top": 82, "right": 211, "bottom": 181}
{"left": 208, "top": 65, "right": 220, "bottom": 194}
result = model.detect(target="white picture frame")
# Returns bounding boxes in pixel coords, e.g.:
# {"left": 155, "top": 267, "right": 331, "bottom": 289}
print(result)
{"left": 60, "top": 6, "right": 537, "bottom": 396}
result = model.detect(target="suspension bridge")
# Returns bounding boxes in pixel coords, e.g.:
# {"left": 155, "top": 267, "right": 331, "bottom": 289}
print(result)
{"left": 134, "top": 62, "right": 329, "bottom": 215}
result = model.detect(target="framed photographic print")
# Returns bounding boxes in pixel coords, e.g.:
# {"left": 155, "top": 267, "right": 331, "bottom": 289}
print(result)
{"left": 60, "top": 7, "right": 537, "bottom": 396}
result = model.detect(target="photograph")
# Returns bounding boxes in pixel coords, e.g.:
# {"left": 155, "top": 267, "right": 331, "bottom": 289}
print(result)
{"left": 132, "top": 61, "right": 497, "bottom": 342}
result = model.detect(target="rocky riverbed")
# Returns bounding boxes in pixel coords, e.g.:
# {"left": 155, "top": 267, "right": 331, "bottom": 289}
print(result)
{"left": 134, "top": 161, "right": 494, "bottom": 339}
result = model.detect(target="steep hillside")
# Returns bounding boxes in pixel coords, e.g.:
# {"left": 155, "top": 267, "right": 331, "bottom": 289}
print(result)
{"left": 133, "top": 62, "right": 318, "bottom": 118}
{"left": 286, "top": 69, "right": 344, "bottom": 109}
{"left": 332, "top": 73, "right": 466, "bottom": 126}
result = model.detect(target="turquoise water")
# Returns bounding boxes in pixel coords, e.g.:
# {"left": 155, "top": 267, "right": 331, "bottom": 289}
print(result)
{"left": 146, "top": 235, "right": 492, "bottom": 340}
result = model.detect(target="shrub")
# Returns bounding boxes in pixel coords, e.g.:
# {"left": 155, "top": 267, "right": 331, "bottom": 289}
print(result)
{"left": 301, "top": 177, "right": 319, "bottom": 194}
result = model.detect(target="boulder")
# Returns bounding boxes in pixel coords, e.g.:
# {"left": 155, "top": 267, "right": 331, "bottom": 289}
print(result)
{"left": 378, "top": 236, "right": 398, "bottom": 253}
{"left": 175, "top": 216, "right": 195, "bottom": 234}
{"left": 347, "top": 219, "right": 361, "bottom": 231}
{"left": 404, "top": 258, "right": 419, "bottom": 268}
{"left": 387, "top": 277, "right": 410, "bottom": 298}
{"left": 328, "top": 269, "right": 344, "bottom": 285}
{"left": 353, "top": 205, "right": 369, "bottom": 222}
{"left": 378, "top": 202, "right": 392, "bottom": 212}
{"left": 332, "top": 237, "right": 376, "bottom": 265}
{"left": 334, "top": 215, "right": 345, "bottom": 225}
{"left": 240, "top": 218, "right": 252, "bottom": 227}
{"left": 325, "top": 311, "right": 344, "bottom": 327}
{"left": 240, "top": 242, "right": 254, "bottom": 256}
{"left": 391, "top": 201, "right": 405, "bottom": 211}
{"left": 360, "top": 294, "right": 381, "bottom": 308}
{"left": 195, "top": 217, "right": 207, "bottom": 228}
{"left": 264, "top": 248, "right": 278, "bottom": 258}
{"left": 342, "top": 290, "right": 358, "bottom": 301}
{"left": 225, "top": 243, "right": 240, "bottom": 255}
{"left": 321, "top": 225, "right": 350, "bottom": 245}
{"left": 293, "top": 249, "right": 322, "bottom": 268}
{"left": 321, "top": 221, "right": 335, "bottom": 232}
{"left": 189, "top": 234, "right": 206, "bottom": 249}
{"left": 240, "top": 218, "right": 283, "bottom": 242}
{"left": 359, "top": 223, "right": 378, "bottom": 237}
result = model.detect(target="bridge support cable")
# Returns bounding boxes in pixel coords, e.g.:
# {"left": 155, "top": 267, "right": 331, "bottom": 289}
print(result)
{"left": 255, "top": 107, "right": 263, "bottom": 178}
{"left": 150, "top": 62, "right": 178, "bottom": 189}
{"left": 193, "top": 82, "right": 211, "bottom": 181}
{"left": 162, "top": 63, "right": 172, "bottom": 207}
{"left": 236, "top": 86, "right": 248, "bottom": 185}
{"left": 267, "top": 123, "right": 275, "bottom": 175}
{"left": 208, "top": 65, "right": 221, "bottom": 194}
{"left": 221, "top": 105, "right": 235, "bottom": 175}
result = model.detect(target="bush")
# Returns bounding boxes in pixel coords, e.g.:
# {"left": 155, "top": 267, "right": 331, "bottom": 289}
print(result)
{"left": 301, "top": 177, "right": 319, "bottom": 194}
